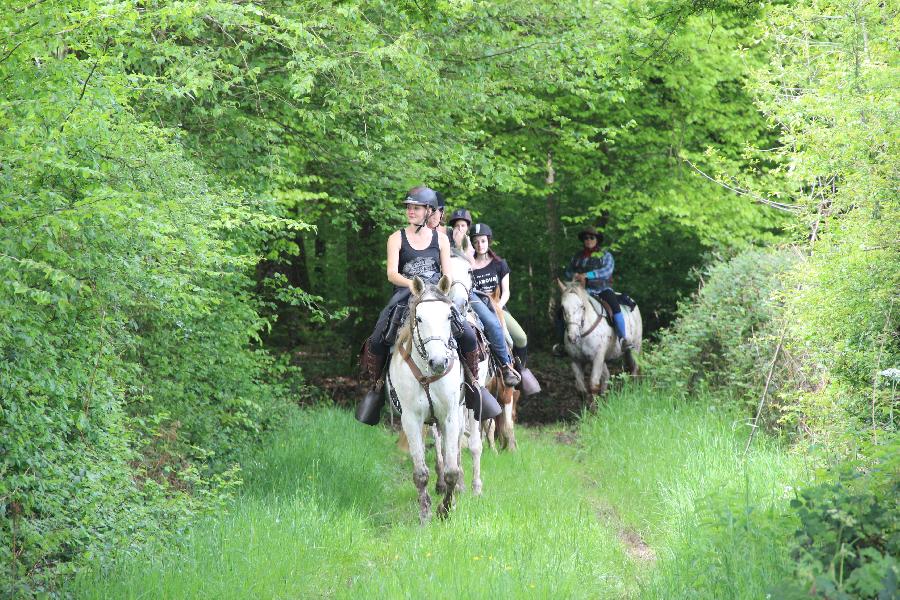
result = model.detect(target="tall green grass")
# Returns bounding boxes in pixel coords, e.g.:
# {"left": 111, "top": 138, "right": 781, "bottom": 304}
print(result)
{"left": 70, "top": 408, "right": 635, "bottom": 599}
{"left": 579, "top": 384, "right": 808, "bottom": 598}
{"left": 70, "top": 388, "right": 806, "bottom": 599}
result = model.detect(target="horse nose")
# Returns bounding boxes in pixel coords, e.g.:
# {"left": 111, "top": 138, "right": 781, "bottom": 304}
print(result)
{"left": 429, "top": 357, "right": 448, "bottom": 372}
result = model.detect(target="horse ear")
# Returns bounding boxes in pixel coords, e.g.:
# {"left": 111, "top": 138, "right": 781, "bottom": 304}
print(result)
{"left": 437, "top": 274, "right": 452, "bottom": 295}
{"left": 411, "top": 276, "right": 425, "bottom": 296}
{"left": 557, "top": 278, "right": 566, "bottom": 292}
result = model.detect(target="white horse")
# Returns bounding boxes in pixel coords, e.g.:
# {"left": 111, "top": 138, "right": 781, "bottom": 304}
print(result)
{"left": 438, "top": 251, "right": 486, "bottom": 495}
{"left": 386, "top": 275, "right": 465, "bottom": 522}
{"left": 558, "top": 281, "right": 643, "bottom": 397}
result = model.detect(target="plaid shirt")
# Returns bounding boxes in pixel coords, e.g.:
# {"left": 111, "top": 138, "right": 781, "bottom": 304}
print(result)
{"left": 564, "top": 250, "right": 614, "bottom": 293}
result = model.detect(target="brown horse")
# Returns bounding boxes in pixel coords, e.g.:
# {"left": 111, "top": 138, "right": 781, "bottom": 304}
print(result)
{"left": 483, "top": 288, "right": 520, "bottom": 451}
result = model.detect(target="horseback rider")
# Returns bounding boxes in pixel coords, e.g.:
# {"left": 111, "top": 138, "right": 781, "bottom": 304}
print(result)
{"left": 427, "top": 191, "right": 447, "bottom": 230}
{"left": 447, "top": 208, "right": 475, "bottom": 257}
{"left": 470, "top": 223, "right": 541, "bottom": 395}
{"left": 469, "top": 224, "right": 528, "bottom": 364}
{"left": 355, "top": 186, "right": 503, "bottom": 426}
{"left": 446, "top": 211, "right": 522, "bottom": 389}
{"left": 554, "top": 226, "right": 638, "bottom": 372}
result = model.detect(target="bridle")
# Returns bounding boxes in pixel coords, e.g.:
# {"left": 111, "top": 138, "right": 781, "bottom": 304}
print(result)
{"left": 390, "top": 295, "right": 460, "bottom": 419}
{"left": 409, "top": 297, "right": 457, "bottom": 360}
{"left": 562, "top": 290, "right": 604, "bottom": 338}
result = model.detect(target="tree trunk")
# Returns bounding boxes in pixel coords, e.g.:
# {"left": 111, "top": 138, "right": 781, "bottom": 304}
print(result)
{"left": 545, "top": 152, "right": 560, "bottom": 321}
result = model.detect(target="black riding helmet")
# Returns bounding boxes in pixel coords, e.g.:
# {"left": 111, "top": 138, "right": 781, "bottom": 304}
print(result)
{"left": 449, "top": 208, "right": 473, "bottom": 227}
{"left": 470, "top": 223, "right": 493, "bottom": 238}
{"left": 403, "top": 186, "right": 439, "bottom": 210}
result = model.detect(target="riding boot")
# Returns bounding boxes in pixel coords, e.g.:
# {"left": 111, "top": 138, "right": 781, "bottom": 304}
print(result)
{"left": 462, "top": 349, "right": 502, "bottom": 421}
{"left": 355, "top": 342, "right": 387, "bottom": 426}
{"left": 500, "top": 362, "right": 521, "bottom": 387}
{"left": 512, "top": 345, "right": 528, "bottom": 369}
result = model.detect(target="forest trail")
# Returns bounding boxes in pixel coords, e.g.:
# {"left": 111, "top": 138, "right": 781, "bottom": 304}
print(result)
{"left": 71, "top": 389, "right": 802, "bottom": 599}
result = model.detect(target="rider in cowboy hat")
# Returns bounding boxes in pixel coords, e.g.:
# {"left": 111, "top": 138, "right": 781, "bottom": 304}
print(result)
{"left": 554, "top": 225, "right": 637, "bottom": 373}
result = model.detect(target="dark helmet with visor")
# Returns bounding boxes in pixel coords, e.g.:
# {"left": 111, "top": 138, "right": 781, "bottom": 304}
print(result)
{"left": 470, "top": 223, "right": 493, "bottom": 239}
{"left": 449, "top": 209, "right": 473, "bottom": 227}
{"left": 403, "top": 186, "right": 439, "bottom": 210}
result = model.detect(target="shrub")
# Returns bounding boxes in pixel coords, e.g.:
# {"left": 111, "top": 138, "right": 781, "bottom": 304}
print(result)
{"left": 643, "top": 248, "right": 797, "bottom": 410}
{"left": 772, "top": 444, "right": 899, "bottom": 599}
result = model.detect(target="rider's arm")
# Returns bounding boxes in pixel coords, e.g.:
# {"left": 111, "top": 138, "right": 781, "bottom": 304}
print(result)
{"left": 498, "top": 273, "right": 511, "bottom": 309}
{"left": 584, "top": 251, "right": 614, "bottom": 281}
{"left": 437, "top": 230, "right": 452, "bottom": 277}
{"left": 386, "top": 231, "right": 413, "bottom": 289}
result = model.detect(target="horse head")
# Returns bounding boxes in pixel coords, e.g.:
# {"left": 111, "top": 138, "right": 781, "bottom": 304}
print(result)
{"left": 558, "top": 279, "right": 588, "bottom": 346}
{"left": 408, "top": 275, "right": 455, "bottom": 375}
{"left": 447, "top": 250, "right": 473, "bottom": 314}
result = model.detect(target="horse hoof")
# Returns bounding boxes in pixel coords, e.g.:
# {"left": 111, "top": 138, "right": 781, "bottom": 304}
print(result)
{"left": 436, "top": 482, "right": 447, "bottom": 495}
{"left": 473, "top": 481, "right": 483, "bottom": 496}
{"left": 437, "top": 504, "right": 450, "bottom": 520}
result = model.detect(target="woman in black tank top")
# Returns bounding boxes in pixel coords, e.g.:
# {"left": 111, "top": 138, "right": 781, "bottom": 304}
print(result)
{"left": 395, "top": 228, "right": 441, "bottom": 292}
{"left": 355, "top": 187, "right": 500, "bottom": 426}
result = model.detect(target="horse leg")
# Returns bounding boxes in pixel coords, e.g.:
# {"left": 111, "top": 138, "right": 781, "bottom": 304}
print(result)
{"left": 589, "top": 354, "right": 610, "bottom": 396}
{"left": 402, "top": 413, "right": 431, "bottom": 524}
{"left": 437, "top": 414, "right": 461, "bottom": 519}
{"left": 432, "top": 424, "right": 447, "bottom": 495}
{"left": 455, "top": 408, "right": 466, "bottom": 493}
{"left": 599, "top": 361, "right": 611, "bottom": 395}
{"left": 503, "top": 401, "right": 517, "bottom": 452}
{"left": 485, "top": 415, "right": 497, "bottom": 452}
{"left": 466, "top": 409, "right": 483, "bottom": 495}
{"left": 571, "top": 360, "right": 589, "bottom": 402}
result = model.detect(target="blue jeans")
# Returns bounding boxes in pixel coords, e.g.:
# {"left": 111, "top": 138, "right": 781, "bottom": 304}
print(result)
{"left": 471, "top": 294, "right": 512, "bottom": 364}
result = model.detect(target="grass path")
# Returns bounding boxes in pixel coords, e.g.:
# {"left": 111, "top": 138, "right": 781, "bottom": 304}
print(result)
{"left": 71, "top": 386, "right": 805, "bottom": 599}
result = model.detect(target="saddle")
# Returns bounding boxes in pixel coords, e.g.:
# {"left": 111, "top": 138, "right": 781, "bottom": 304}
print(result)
{"left": 587, "top": 296, "right": 615, "bottom": 329}
{"left": 586, "top": 294, "right": 635, "bottom": 329}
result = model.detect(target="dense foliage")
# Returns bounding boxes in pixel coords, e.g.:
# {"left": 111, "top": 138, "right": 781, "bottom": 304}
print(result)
{"left": 1, "top": 2, "right": 304, "bottom": 593}
{"left": 1, "top": 0, "right": 895, "bottom": 594}
{"left": 644, "top": 248, "right": 797, "bottom": 407}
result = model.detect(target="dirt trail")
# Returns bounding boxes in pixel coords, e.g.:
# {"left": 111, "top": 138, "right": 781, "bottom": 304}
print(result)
{"left": 526, "top": 425, "right": 656, "bottom": 567}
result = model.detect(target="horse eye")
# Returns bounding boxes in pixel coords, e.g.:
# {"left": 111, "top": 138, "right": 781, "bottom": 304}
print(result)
{"left": 416, "top": 316, "right": 422, "bottom": 323}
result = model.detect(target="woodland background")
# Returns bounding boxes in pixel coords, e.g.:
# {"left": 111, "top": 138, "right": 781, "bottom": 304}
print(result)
{"left": 1, "top": 0, "right": 897, "bottom": 596}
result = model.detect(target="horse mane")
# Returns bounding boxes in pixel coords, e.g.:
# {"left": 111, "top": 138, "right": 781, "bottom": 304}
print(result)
{"left": 450, "top": 247, "right": 469, "bottom": 261}
{"left": 395, "top": 284, "right": 451, "bottom": 350}
{"left": 486, "top": 286, "right": 507, "bottom": 328}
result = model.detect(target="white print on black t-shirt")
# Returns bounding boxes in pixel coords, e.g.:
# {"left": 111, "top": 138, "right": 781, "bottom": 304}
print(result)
{"left": 402, "top": 256, "right": 439, "bottom": 283}
{"left": 472, "top": 259, "right": 509, "bottom": 294}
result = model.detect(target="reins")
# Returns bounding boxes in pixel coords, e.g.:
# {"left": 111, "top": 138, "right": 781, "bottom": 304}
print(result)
{"left": 563, "top": 290, "right": 604, "bottom": 338}
{"left": 396, "top": 295, "right": 458, "bottom": 419}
